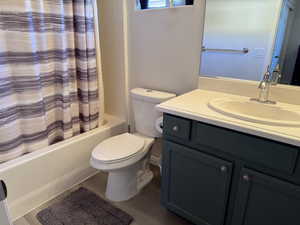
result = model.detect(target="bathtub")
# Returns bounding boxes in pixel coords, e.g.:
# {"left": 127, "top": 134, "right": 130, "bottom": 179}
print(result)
{"left": 0, "top": 114, "right": 126, "bottom": 221}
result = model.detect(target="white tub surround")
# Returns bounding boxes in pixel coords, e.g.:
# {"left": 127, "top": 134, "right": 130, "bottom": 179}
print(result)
{"left": 157, "top": 89, "right": 300, "bottom": 147}
{"left": 0, "top": 115, "right": 126, "bottom": 221}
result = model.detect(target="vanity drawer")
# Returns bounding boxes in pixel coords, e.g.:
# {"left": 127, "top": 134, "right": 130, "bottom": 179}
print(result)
{"left": 192, "top": 122, "right": 299, "bottom": 174}
{"left": 163, "top": 114, "right": 191, "bottom": 141}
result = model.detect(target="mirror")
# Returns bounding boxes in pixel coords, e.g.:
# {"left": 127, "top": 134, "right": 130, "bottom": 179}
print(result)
{"left": 136, "top": 0, "right": 194, "bottom": 10}
{"left": 200, "top": 0, "right": 300, "bottom": 86}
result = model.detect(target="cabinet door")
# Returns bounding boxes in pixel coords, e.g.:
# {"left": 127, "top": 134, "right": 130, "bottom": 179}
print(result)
{"left": 161, "top": 141, "right": 233, "bottom": 225}
{"left": 232, "top": 168, "right": 300, "bottom": 225}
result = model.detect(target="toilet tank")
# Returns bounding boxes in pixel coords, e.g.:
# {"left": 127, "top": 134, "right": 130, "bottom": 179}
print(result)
{"left": 131, "top": 88, "right": 176, "bottom": 138}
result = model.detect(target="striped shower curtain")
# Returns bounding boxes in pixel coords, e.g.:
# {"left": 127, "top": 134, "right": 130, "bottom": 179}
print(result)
{"left": 0, "top": 0, "right": 103, "bottom": 162}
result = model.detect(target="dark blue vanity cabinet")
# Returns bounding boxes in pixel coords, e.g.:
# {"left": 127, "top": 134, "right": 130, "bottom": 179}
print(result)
{"left": 162, "top": 142, "right": 232, "bottom": 225}
{"left": 161, "top": 114, "right": 300, "bottom": 225}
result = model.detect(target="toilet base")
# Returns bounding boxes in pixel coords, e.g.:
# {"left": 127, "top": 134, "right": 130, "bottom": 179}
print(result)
{"left": 105, "top": 161, "right": 153, "bottom": 202}
{"left": 137, "top": 169, "right": 154, "bottom": 191}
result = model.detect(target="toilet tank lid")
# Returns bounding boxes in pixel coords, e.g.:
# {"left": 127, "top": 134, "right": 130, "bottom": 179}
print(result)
{"left": 131, "top": 88, "right": 176, "bottom": 103}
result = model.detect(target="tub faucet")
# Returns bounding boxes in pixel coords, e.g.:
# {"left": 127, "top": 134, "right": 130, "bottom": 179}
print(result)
{"left": 251, "top": 65, "right": 281, "bottom": 104}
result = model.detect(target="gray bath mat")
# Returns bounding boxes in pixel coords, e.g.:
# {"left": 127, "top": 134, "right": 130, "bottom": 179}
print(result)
{"left": 36, "top": 187, "right": 133, "bottom": 225}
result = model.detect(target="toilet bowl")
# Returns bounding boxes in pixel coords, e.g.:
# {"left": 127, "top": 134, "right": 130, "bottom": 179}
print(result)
{"left": 90, "top": 133, "right": 154, "bottom": 201}
{"left": 90, "top": 88, "right": 176, "bottom": 202}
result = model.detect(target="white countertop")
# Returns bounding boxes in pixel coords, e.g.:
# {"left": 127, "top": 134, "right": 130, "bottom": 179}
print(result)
{"left": 157, "top": 89, "right": 300, "bottom": 147}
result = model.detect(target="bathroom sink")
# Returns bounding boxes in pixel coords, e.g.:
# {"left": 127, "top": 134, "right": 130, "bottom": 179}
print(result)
{"left": 208, "top": 97, "right": 300, "bottom": 127}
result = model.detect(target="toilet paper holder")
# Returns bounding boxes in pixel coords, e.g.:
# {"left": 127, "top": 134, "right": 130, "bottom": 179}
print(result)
{"left": 155, "top": 117, "right": 164, "bottom": 134}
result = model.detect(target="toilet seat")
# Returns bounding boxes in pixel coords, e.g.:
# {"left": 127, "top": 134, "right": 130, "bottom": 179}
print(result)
{"left": 91, "top": 133, "right": 145, "bottom": 164}
{"left": 90, "top": 133, "right": 154, "bottom": 172}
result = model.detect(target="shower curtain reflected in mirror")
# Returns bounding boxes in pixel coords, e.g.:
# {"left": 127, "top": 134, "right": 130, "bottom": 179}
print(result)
{"left": 0, "top": 0, "right": 104, "bottom": 162}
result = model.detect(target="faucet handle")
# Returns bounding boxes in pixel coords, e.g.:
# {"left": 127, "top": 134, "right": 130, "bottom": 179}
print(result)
{"left": 271, "top": 65, "right": 282, "bottom": 85}
{"left": 264, "top": 66, "right": 271, "bottom": 79}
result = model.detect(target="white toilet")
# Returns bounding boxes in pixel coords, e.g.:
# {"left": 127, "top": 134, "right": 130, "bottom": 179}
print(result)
{"left": 90, "top": 88, "right": 176, "bottom": 202}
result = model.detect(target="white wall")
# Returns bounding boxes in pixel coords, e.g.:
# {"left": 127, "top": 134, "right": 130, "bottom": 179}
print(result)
{"left": 126, "top": 0, "right": 204, "bottom": 95}
{"left": 98, "top": 0, "right": 206, "bottom": 127}
{"left": 98, "top": 0, "right": 128, "bottom": 120}
{"left": 200, "top": 0, "right": 282, "bottom": 81}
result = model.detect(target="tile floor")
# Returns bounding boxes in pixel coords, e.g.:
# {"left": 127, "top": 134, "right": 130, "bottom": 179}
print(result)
{"left": 14, "top": 168, "right": 192, "bottom": 225}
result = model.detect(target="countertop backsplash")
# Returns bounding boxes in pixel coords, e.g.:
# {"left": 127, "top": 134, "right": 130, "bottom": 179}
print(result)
{"left": 198, "top": 77, "right": 300, "bottom": 105}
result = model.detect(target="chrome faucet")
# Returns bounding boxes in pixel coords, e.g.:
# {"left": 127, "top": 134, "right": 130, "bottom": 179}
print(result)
{"left": 251, "top": 65, "right": 282, "bottom": 104}
{"left": 257, "top": 68, "right": 272, "bottom": 103}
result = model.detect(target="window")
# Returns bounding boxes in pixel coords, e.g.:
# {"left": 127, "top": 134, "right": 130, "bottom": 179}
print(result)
{"left": 137, "top": 0, "right": 194, "bottom": 10}
{"left": 148, "top": 0, "right": 168, "bottom": 9}
{"left": 173, "top": 0, "right": 193, "bottom": 7}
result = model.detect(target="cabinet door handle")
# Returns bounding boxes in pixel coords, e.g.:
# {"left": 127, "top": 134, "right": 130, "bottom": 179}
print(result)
{"left": 172, "top": 125, "right": 179, "bottom": 132}
{"left": 243, "top": 174, "right": 250, "bottom": 182}
{"left": 220, "top": 166, "right": 227, "bottom": 173}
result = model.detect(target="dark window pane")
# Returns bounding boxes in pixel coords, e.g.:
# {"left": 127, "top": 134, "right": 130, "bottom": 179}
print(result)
{"left": 174, "top": 0, "right": 194, "bottom": 6}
